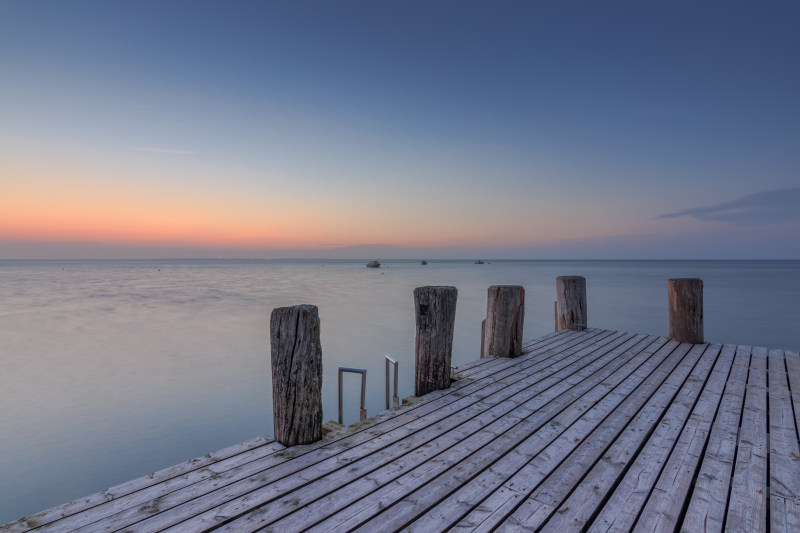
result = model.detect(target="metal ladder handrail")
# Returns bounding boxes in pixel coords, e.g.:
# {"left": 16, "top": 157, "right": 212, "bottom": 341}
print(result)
{"left": 338, "top": 367, "right": 367, "bottom": 424}
{"left": 385, "top": 354, "right": 399, "bottom": 409}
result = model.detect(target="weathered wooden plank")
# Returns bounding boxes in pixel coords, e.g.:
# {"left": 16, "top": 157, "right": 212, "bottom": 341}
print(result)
{"left": 324, "top": 335, "right": 651, "bottom": 533}
{"left": 394, "top": 330, "right": 613, "bottom": 423}
{"left": 784, "top": 350, "right": 800, "bottom": 456}
{"left": 456, "top": 333, "right": 566, "bottom": 379}
{"left": 520, "top": 328, "right": 574, "bottom": 351}
{"left": 455, "top": 329, "right": 607, "bottom": 385}
{"left": 170, "top": 333, "right": 645, "bottom": 532}
{"left": 767, "top": 349, "right": 800, "bottom": 532}
{"left": 264, "top": 335, "right": 659, "bottom": 533}
{"left": 411, "top": 329, "right": 589, "bottom": 408}
{"left": 41, "top": 333, "right": 603, "bottom": 533}
{"left": 770, "top": 497, "right": 800, "bottom": 533}
{"left": 450, "top": 337, "right": 685, "bottom": 533}
{"left": 39, "top": 441, "right": 291, "bottom": 533}
{"left": 544, "top": 343, "right": 721, "bottom": 533}
{"left": 584, "top": 343, "right": 723, "bottom": 532}
{"left": 680, "top": 345, "right": 750, "bottom": 532}
{"left": 630, "top": 344, "right": 735, "bottom": 532}
{"left": 454, "top": 355, "right": 504, "bottom": 376}
{"left": 502, "top": 342, "right": 712, "bottom": 531}
{"left": 82, "top": 331, "right": 628, "bottom": 532}
{"left": 404, "top": 336, "right": 669, "bottom": 532}
{"left": 2, "top": 435, "right": 282, "bottom": 532}
{"left": 726, "top": 346, "right": 768, "bottom": 533}
{"left": 8, "top": 330, "right": 791, "bottom": 533}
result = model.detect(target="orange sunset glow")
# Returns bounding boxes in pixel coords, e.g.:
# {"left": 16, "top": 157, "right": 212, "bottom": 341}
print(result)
{"left": 1, "top": 2, "right": 798, "bottom": 260}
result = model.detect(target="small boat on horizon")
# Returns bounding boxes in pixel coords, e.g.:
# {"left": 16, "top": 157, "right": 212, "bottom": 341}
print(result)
{"left": 366, "top": 260, "right": 381, "bottom": 268}
{"left": 420, "top": 260, "right": 428, "bottom": 265}
{"left": 474, "top": 260, "right": 484, "bottom": 264}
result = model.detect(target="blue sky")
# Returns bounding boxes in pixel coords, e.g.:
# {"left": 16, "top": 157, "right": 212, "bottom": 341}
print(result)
{"left": 1, "top": 1, "right": 798, "bottom": 259}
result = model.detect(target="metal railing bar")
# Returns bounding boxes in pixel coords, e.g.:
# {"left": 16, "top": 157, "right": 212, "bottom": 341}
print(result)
{"left": 385, "top": 354, "right": 399, "bottom": 409}
{"left": 338, "top": 366, "right": 367, "bottom": 424}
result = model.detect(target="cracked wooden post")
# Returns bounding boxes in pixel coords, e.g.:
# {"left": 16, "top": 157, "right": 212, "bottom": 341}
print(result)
{"left": 270, "top": 304, "right": 323, "bottom": 446}
{"left": 482, "top": 285, "right": 525, "bottom": 357}
{"left": 414, "top": 286, "right": 457, "bottom": 396}
{"left": 556, "top": 276, "right": 587, "bottom": 331}
{"left": 668, "top": 278, "right": 704, "bottom": 343}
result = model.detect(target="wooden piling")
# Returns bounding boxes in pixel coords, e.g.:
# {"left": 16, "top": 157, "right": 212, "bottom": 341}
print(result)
{"left": 414, "top": 286, "right": 458, "bottom": 396}
{"left": 668, "top": 278, "right": 704, "bottom": 343}
{"left": 556, "top": 276, "right": 587, "bottom": 331}
{"left": 270, "top": 304, "right": 323, "bottom": 446}
{"left": 482, "top": 285, "right": 525, "bottom": 357}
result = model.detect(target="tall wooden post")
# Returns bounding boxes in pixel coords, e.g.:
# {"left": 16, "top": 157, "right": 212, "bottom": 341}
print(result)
{"left": 482, "top": 285, "right": 525, "bottom": 357}
{"left": 556, "top": 276, "right": 587, "bottom": 331}
{"left": 668, "top": 278, "right": 704, "bottom": 343}
{"left": 270, "top": 304, "right": 323, "bottom": 446}
{"left": 414, "top": 286, "right": 457, "bottom": 396}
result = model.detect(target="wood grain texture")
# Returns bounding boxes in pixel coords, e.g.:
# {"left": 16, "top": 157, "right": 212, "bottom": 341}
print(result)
{"left": 556, "top": 276, "right": 587, "bottom": 331}
{"left": 0, "top": 436, "right": 282, "bottom": 532}
{"left": 726, "top": 346, "right": 768, "bottom": 533}
{"left": 482, "top": 285, "right": 525, "bottom": 357}
{"left": 530, "top": 343, "right": 714, "bottom": 533}
{"left": 414, "top": 286, "right": 458, "bottom": 396}
{"left": 668, "top": 278, "right": 704, "bottom": 343}
{"left": 632, "top": 344, "right": 733, "bottom": 532}
{"left": 767, "top": 349, "right": 800, "bottom": 532}
{"left": 681, "top": 345, "right": 750, "bottom": 533}
{"left": 270, "top": 304, "right": 323, "bottom": 446}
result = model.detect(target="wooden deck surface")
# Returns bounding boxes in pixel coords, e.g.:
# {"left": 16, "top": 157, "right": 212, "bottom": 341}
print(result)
{"left": 4, "top": 329, "right": 799, "bottom": 532}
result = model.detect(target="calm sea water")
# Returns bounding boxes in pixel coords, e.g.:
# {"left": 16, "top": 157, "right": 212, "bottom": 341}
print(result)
{"left": 1, "top": 259, "right": 798, "bottom": 523}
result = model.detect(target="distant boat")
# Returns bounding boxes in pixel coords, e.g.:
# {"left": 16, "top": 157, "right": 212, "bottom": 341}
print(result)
{"left": 474, "top": 260, "right": 484, "bottom": 264}
{"left": 366, "top": 260, "right": 381, "bottom": 268}
{"left": 420, "top": 260, "right": 428, "bottom": 265}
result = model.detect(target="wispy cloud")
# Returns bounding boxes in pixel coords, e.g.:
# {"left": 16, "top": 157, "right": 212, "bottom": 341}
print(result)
{"left": 130, "top": 147, "right": 198, "bottom": 155}
{"left": 658, "top": 187, "right": 800, "bottom": 224}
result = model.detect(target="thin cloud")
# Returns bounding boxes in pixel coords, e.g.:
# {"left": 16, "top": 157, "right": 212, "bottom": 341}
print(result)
{"left": 658, "top": 187, "right": 800, "bottom": 224}
{"left": 130, "top": 146, "right": 198, "bottom": 155}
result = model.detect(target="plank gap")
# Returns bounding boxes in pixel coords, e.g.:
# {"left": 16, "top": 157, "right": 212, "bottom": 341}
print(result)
{"left": 722, "top": 349, "right": 753, "bottom": 533}
{"left": 766, "top": 353, "right": 772, "bottom": 533}
{"left": 459, "top": 337, "right": 680, "bottom": 531}
{"left": 784, "top": 356, "right": 800, "bottom": 450}
{"left": 356, "top": 333, "right": 648, "bottom": 532}
{"left": 531, "top": 342, "right": 698, "bottom": 530}
{"left": 579, "top": 343, "right": 710, "bottom": 531}
{"left": 155, "top": 331, "right": 631, "bottom": 531}
{"left": 436, "top": 336, "right": 667, "bottom": 531}
{"left": 627, "top": 344, "right": 724, "bottom": 531}
{"left": 675, "top": 344, "right": 739, "bottom": 529}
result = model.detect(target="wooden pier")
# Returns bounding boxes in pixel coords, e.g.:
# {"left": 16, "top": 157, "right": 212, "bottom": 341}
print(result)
{"left": 5, "top": 328, "right": 799, "bottom": 532}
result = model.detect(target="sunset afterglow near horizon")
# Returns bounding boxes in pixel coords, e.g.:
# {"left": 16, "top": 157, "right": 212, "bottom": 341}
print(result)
{"left": 1, "top": 1, "right": 799, "bottom": 259}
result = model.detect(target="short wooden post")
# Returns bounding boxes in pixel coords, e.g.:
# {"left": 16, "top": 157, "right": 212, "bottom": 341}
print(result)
{"left": 270, "top": 304, "right": 323, "bottom": 446}
{"left": 482, "top": 285, "right": 525, "bottom": 357}
{"left": 668, "top": 278, "right": 704, "bottom": 343}
{"left": 414, "top": 286, "right": 458, "bottom": 396}
{"left": 556, "top": 276, "right": 587, "bottom": 331}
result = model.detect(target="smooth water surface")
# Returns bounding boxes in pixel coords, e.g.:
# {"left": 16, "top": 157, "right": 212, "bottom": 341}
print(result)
{"left": 1, "top": 259, "right": 798, "bottom": 523}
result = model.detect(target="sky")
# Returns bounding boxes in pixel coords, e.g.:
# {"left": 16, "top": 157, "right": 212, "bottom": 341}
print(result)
{"left": 1, "top": 1, "right": 799, "bottom": 259}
